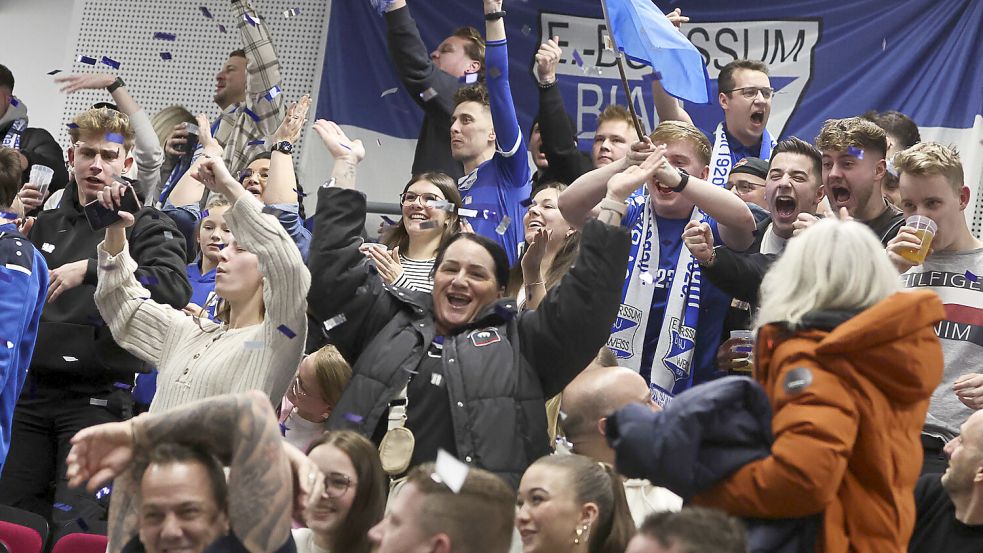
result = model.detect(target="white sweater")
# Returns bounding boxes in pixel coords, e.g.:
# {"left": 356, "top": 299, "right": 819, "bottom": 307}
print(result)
{"left": 94, "top": 195, "right": 310, "bottom": 413}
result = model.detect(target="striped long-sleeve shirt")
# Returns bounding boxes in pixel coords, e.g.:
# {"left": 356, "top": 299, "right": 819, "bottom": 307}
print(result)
{"left": 94, "top": 194, "right": 309, "bottom": 413}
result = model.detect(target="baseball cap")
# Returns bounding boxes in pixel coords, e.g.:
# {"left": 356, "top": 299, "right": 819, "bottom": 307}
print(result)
{"left": 730, "top": 157, "right": 768, "bottom": 180}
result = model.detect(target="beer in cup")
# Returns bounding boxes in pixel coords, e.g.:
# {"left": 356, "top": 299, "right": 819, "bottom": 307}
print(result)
{"left": 899, "top": 215, "right": 937, "bottom": 265}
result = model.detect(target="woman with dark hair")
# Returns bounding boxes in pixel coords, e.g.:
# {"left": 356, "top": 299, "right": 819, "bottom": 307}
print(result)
{"left": 293, "top": 431, "right": 387, "bottom": 553}
{"left": 306, "top": 121, "right": 658, "bottom": 488}
{"left": 517, "top": 455, "right": 635, "bottom": 553}
{"left": 363, "top": 171, "right": 464, "bottom": 293}
{"left": 508, "top": 181, "right": 579, "bottom": 309}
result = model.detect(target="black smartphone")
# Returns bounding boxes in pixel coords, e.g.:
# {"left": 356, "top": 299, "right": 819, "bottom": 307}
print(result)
{"left": 84, "top": 182, "right": 142, "bottom": 231}
{"left": 175, "top": 123, "right": 200, "bottom": 154}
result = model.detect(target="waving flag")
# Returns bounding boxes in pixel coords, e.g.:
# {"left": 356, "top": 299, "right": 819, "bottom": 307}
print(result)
{"left": 602, "top": 0, "right": 712, "bottom": 104}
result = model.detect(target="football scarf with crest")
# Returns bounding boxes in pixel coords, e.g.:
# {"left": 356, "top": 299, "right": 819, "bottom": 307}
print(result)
{"left": 608, "top": 195, "right": 704, "bottom": 407}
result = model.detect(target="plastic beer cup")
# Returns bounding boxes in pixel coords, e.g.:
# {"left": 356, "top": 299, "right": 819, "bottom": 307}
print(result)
{"left": 899, "top": 215, "right": 937, "bottom": 265}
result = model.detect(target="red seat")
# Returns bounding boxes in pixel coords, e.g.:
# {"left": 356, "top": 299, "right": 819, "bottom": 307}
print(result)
{"left": 0, "top": 521, "right": 43, "bottom": 553}
{"left": 51, "top": 533, "right": 108, "bottom": 553}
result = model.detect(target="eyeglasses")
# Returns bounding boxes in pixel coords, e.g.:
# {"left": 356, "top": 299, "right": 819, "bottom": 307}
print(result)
{"left": 399, "top": 192, "right": 443, "bottom": 206}
{"left": 290, "top": 374, "right": 313, "bottom": 399}
{"left": 730, "top": 180, "right": 766, "bottom": 195}
{"left": 321, "top": 472, "right": 354, "bottom": 498}
{"left": 238, "top": 168, "right": 269, "bottom": 182}
{"left": 724, "top": 86, "right": 776, "bottom": 100}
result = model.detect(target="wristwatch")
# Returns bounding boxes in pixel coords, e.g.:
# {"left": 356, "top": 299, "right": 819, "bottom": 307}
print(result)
{"left": 672, "top": 168, "right": 690, "bottom": 193}
{"left": 272, "top": 140, "right": 294, "bottom": 155}
{"left": 106, "top": 77, "right": 125, "bottom": 94}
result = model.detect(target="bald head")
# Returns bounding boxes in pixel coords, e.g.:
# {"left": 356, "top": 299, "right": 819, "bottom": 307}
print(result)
{"left": 561, "top": 365, "right": 654, "bottom": 444}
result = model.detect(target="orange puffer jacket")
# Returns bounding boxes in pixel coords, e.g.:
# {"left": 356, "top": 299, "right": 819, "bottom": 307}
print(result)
{"left": 692, "top": 290, "right": 945, "bottom": 552}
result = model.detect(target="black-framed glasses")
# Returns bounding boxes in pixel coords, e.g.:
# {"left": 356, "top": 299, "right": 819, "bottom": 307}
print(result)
{"left": 399, "top": 192, "right": 442, "bottom": 206}
{"left": 724, "top": 86, "right": 776, "bottom": 100}
{"left": 321, "top": 472, "right": 354, "bottom": 498}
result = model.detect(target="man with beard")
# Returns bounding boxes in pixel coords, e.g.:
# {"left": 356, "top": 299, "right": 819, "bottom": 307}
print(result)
{"left": 908, "top": 410, "right": 983, "bottom": 552}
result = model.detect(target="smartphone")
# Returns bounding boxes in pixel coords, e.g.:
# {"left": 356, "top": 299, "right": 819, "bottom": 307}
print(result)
{"left": 84, "top": 183, "right": 142, "bottom": 231}
{"left": 176, "top": 123, "right": 200, "bottom": 154}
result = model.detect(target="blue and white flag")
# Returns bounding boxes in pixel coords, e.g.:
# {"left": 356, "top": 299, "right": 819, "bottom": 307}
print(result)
{"left": 603, "top": 0, "right": 711, "bottom": 104}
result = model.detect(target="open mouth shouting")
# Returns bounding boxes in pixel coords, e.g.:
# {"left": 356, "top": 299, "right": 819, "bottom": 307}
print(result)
{"left": 772, "top": 194, "right": 798, "bottom": 222}
{"left": 829, "top": 184, "right": 851, "bottom": 208}
{"left": 750, "top": 109, "right": 766, "bottom": 128}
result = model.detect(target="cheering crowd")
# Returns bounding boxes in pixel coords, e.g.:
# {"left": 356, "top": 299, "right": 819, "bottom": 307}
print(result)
{"left": 1, "top": 0, "right": 981, "bottom": 552}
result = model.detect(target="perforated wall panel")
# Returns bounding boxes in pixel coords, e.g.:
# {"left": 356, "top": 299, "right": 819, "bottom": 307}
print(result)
{"left": 59, "top": 0, "right": 330, "bottom": 156}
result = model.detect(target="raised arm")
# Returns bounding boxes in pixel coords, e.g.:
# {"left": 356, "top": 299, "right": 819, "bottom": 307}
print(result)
{"left": 235, "top": 0, "right": 285, "bottom": 137}
{"left": 651, "top": 162, "right": 756, "bottom": 250}
{"left": 383, "top": 0, "right": 464, "bottom": 116}
{"left": 558, "top": 144, "right": 648, "bottom": 228}
{"left": 68, "top": 391, "right": 294, "bottom": 553}
{"left": 263, "top": 95, "right": 309, "bottom": 204}
{"left": 194, "top": 156, "right": 311, "bottom": 366}
{"left": 306, "top": 122, "right": 398, "bottom": 359}
{"left": 483, "top": 0, "right": 528, "bottom": 185}
{"left": 536, "top": 37, "right": 594, "bottom": 184}
{"left": 650, "top": 9, "right": 694, "bottom": 125}
{"left": 58, "top": 73, "right": 164, "bottom": 202}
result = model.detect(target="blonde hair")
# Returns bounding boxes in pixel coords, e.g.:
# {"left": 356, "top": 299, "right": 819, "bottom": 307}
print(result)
{"left": 69, "top": 107, "right": 135, "bottom": 151}
{"left": 307, "top": 345, "right": 352, "bottom": 407}
{"left": 150, "top": 105, "right": 196, "bottom": 149}
{"left": 649, "top": 121, "right": 711, "bottom": 166}
{"left": 892, "top": 142, "right": 964, "bottom": 194}
{"left": 755, "top": 219, "right": 899, "bottom": 330}
{"left": 815, "top": 117, "right": 887, "bottom": 159}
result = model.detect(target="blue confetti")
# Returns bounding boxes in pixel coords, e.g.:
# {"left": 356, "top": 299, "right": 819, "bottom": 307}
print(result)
{"left": 242, "top": 107, "right": 260, "bottom": 122}
{"left": 966, "top": 270, "right": 979, "bottom": 282}
{"left": 77, "top": 55, "right": 97, "bottom": 65}
{"left": 47, "top": 69, "right": 62, "bottom": 75}
{"left": 113, "top": 381, "right": 132, "bottom": 390}
{"left": 153, "top": 32, "right": 177, "bottom": 41}
{"left": 106, "top": 132, "right": 125, "bottom": 144}
{"left": 293, "top": 187, "right": 307, "bottom": 198}
{"left": 381, "top": 216, "right": 397, "bottom": 226}
{"left": 199, "top": 5, "right": 213, "bottom": 18}
{"left": 160, "top": 52, "right": 173, "bottom": 61}
{"left": 9, "top": 97, "right": 18, "bottom": 107}
{"left": 95, "top": 485, "right": 112, "bottom": 500}
{"left": 458, "top": 73, "right": 478, "bottom": 84}
{"left": 101, "top": 56, "right": 121, "bottom": 69}
{"left": 847, "top": 146, "right": 865, "bottom": 159}
{"left": 76, "top": 518, "right": 90, "bottom": 531}
{"left": 264, "top": 85, "right": 282, "bottom": 102}
{"left": 277, "top": 324, "right": 296, "bottom": 339}
{"left": 243, "top": 13, "right": 258, "bottom": 26}
{"left": 279, "top": 422, "right": 288, "bottom": 436}
{"left": 201, "top": 209, "right": 210, "bottom": 218}
{"left": 343, "top": 412, "right": 364, "bottom": 423}
{"left": 247, "top": 138, "right": 265, "bottom": 146}
{"left": 283, "top": 8, "right": 301, "bottom": 18}
{"left": 218, "top": 24, "right": 228, "bottom": 33}
{"left": 67, "top": 122, "right": 79, "bottom": 129}
{"left": 138, "top": 275, "right": 159, "bottom": 286}
{"left": 54, "top": 502, "right": 72, "bottom": 512}
{"left": 572, "top": 50, "right": 584, "bottom": 67}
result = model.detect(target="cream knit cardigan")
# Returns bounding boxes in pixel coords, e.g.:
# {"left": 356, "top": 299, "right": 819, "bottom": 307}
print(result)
{"left": 95, "top": 195, "right": 310, "bottom": 413}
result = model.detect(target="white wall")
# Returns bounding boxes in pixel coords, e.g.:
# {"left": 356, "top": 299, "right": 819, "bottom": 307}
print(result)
{"left": 0, "top": 0, "right": 80, "bottom": 133}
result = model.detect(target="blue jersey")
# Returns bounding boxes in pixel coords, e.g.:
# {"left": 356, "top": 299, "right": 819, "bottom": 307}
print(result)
{"left": 457, "top": 38, "right": 531, "bottom": 264}
{"left": 0, "top": 223, "right": 49, "bottom": 473}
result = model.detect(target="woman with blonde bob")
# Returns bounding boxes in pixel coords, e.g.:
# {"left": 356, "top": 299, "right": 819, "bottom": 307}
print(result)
{"left": 690, "top": 219, "right": 945, "bottom": 552}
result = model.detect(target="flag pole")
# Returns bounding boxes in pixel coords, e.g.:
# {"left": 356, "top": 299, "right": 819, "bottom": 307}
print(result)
{"left": 599, "top": 0, "right": 647, "bottom": 141}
